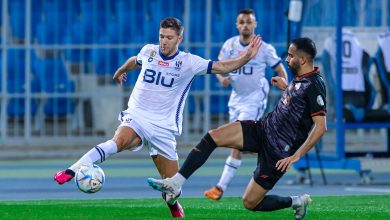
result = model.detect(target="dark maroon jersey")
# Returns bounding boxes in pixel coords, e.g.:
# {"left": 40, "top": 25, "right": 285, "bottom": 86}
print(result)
{"left": 262, "top": 67, "right": 327, "bottom": 156}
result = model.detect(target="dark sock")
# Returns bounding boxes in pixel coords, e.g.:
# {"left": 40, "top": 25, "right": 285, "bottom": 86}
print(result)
{"left": 179, "top": 133, "right": 218, "bottom": 179}
{"left": 252, "top": 195, "right": 292, "bottom": 211}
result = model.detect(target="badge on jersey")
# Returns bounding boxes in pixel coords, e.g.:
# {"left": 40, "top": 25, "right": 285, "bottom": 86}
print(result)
{"left": 317, "top": 95, "right": 324, "bottom": 106}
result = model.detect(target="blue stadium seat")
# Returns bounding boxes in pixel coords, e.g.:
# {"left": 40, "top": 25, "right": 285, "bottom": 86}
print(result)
{"left": 91, "top": 47, "right": 120, "bottom": 76}
{"left": 6, "top": 49, "right": 39, "bottom": 117}
{"left": 9, "top": 0, "right": 25, "bottom": 40}
{"left": 33, "top": 58, "right": 75, "bottom": 116}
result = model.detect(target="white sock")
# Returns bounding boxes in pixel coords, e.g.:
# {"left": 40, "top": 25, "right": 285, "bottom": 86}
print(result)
{"left": 217, "top": 156, "right": 242, "bottom": 191}
{"left": 171, "top": 173, "right": 187, "bottom": 188}
{"left": 69, "top": 140, "right": 118, "bottom": 172}
{"left": 291, "top": 196, "right": 300, "bottom": 207}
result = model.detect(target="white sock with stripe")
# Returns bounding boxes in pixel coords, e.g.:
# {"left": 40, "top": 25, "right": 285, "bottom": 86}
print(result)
{"left": 217, "top": 156, "right": 242, "bottom": 191}
{"left": 69, "top": 140, "right": 118, "bottom": 172}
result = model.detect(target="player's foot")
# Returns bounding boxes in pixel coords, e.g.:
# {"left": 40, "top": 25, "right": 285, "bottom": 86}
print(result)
{"left": 292, "top": 194, "right": 312, "bottom": 220}
{"left": 204, "top": 185, "right": 223, "bottom": 201}
{"left": 54, "top": 169, "right": 75, "bottom": 184}
{"left": 163, "top": 193, "right": 185, "bottom": 218}
{"left": 147, "top": 177, "right": 181, "bottom": 198}
{"left": 167, "top": 200, "right": 185, "bottom": 218}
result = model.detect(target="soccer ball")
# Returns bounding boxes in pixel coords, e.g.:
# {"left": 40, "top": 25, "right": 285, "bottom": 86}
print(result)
{"left": 75, "top": 164, "right": 105, "bottom": 194}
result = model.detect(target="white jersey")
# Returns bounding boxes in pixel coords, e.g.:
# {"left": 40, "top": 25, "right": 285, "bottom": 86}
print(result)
{"left": 125, "top": 44, "right": 212, "bottom": 135}
{"left": 219, "top": 36, "right": 281, "bottom": 108}
{"left": 378, "top": 31, "right": 390, "bottom": 72}
{"left": 324, "top": 30, "right": 365, "bottom": 92}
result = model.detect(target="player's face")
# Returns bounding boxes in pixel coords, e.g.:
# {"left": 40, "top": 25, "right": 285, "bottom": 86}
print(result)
{"left": 159, "top": 28, "right": 182, "bottom": 57}
{"left": 236, "top": 13, "right": 257, "bottom": 38}
{"left": 285, "top": 44, "right": 301, "bottom": 76}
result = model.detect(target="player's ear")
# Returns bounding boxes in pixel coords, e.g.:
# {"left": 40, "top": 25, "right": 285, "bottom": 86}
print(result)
{"left": 178, "top": 35, "right": 183, "bottom": 44}
{"left": 300, "top": 56, "right": 307, "bottom": 66}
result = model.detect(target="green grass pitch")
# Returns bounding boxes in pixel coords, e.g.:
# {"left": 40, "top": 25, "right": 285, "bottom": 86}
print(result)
{"left": 0, "top": 195, "right": 389, "bottom": 219}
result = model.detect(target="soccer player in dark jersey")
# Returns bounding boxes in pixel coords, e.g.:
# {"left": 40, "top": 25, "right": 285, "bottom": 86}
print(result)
{"left": 148, "top": 37, "right": 327, "bottom": 220}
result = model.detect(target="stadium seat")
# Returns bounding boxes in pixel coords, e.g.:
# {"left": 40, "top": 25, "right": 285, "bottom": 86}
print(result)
{"left": 9, "top": 0, "right": 25, "bottom": 41}
{"left": 33, "top": 58, "right": 75, "bottom": 116}
{"left": 91, "top": 47, "right": 120, "bottom": 77}
{"left": 6, "top": 49, "right": 39, "bottom": 117}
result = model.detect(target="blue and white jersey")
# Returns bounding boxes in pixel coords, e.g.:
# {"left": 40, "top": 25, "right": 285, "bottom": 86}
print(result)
{"left": 125, "top": 44, "right": 212, "bottom": 135}
{"left": 219, "top": 36, "right": 281, "bottom": 108}
{"left": 324, "top": 30, "right": 365, "bottom": 92}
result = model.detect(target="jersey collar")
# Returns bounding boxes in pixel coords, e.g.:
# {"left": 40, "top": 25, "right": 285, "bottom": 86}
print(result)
{"left": 296, "top": 67, "right": 320, "bottom": 79}
{"left": 159, "top": 49, "right": 180, "bottom": 61}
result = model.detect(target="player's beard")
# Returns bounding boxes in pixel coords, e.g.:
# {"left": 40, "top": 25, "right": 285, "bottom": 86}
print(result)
{"left": 288, "top": 61, "right": 301, "bottom": 76}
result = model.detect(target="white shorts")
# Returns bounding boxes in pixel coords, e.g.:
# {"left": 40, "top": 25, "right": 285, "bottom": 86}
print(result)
{"left": 118, "top": 111, "right": 178, "bottom": 161}
{"left": 229, "top": 104, "right": 266, "bottom": 123}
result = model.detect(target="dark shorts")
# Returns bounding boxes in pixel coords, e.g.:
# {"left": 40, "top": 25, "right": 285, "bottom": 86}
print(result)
{"left": 240, "top": 120, "right": 286, "bottom": 190}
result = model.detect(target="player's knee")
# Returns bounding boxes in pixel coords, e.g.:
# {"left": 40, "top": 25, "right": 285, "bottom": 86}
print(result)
{"left": 242, "top": 196, "right": 258, "bottom": 211}
{"left": 208, "top": 129, "right": 221, "bottom": 146}
{"left": 112, "top": 136, "right": 129, "bottom": 151}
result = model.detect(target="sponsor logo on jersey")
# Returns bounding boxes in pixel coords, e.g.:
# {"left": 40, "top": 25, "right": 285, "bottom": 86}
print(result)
{"left": 158, "top": 60, "right": 169, "bottom": 66}
{"left": 231, "top": 66, "right": 253, "bottom": 75}
{"left": 143, "top": 69, "right": 174, "bottom": 87}
{"left": 238, "top": 50, "right": 246, "bottom": 56}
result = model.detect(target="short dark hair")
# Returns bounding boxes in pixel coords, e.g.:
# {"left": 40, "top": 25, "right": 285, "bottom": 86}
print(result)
{"left": 238, "top": 8, "right": 255, "bottom": 16}
{"left": 292, "top": 37, "right": 317, "bottom": 60}
{"left": 160, "top": 17, "right": 184, "bottom": 36}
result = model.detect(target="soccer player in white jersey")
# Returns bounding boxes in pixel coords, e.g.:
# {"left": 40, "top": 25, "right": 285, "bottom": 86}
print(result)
{"left": 54, "top": 17, "right": 261, "bottom": 218}
{"left": 204, "top": 9, "right": 287, "bottom": 201}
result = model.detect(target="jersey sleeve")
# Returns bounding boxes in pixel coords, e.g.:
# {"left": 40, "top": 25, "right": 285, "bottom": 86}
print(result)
{"left": 136, "top": 44, "right": 151, "bottom": 66}
{"left": 305, "top": 82, "right": 327, "bottom": 117}
{"left": 191, "top": 54, "right": 213, "bottom": 75}
{"left": 218, "top": 40, "right": 231, "bottom": 61}
{"left": 265, "top": 44, "right": 282, "bottom": 69}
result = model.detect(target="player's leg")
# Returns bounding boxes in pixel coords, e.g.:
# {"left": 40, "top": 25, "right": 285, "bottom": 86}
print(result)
{"left": 204, "top": 149, "right": 241, "bottom": 200}
{"left": 54, "top": 126, "right": 141, "bottom": 184}
{"left": 243, "top": 178, "right": 312, "bottom": 219}
{"left": 243, "top": 178, "right": 292, "bottom": 211}
{"left": 148, "top": 121, "right": 244, "bottom": 196}
{"left": 152, "top": 155, "right": 184, "bottom": 218}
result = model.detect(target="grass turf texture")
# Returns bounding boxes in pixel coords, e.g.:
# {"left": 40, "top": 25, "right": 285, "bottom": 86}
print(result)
{"left": 0, "top": 195, "right": 389, "bottom": 219}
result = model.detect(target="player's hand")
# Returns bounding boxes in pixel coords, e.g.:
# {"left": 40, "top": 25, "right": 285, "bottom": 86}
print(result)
{"left": 113, "top": 70, "right": 127, "bottom": 86}
{"left": 271, "top": 76, "right": 288, "bottom": 91}
{"left": 219, "top": 77, "right": 231, "bottom": 87}
{"left": 244, "top": 35, "right": 262, "bottom": 60}
{"left": 275, "top": 154, "right": 300, "bottom": 172}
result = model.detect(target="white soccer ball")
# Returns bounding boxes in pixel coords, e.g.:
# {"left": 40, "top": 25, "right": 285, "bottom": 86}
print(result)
{"left": 75, "top": 164, "right": 105, "bottom": 194}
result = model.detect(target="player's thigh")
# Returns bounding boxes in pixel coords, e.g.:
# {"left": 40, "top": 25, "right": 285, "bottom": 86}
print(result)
{"left": 209, "top": 121, "right": 244, "bottom": 149}
{"left": 242, "top": 178, "right": 268, "bottom": 210}
{"left": 113, "top": 126, "right": 141, "bottom": 151}
{"left": 152, "top": 154, "right": 179, "bottom": 178}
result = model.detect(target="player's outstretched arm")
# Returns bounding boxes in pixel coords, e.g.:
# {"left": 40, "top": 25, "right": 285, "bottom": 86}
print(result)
{"left": 275, "top": 115, "right": 327, "bottom": 172}
{"left": 211, "top": 35, "right": 262, "bottom": 74}
{"left": 113, "top": 56, "right": 140, "bottom": 86}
